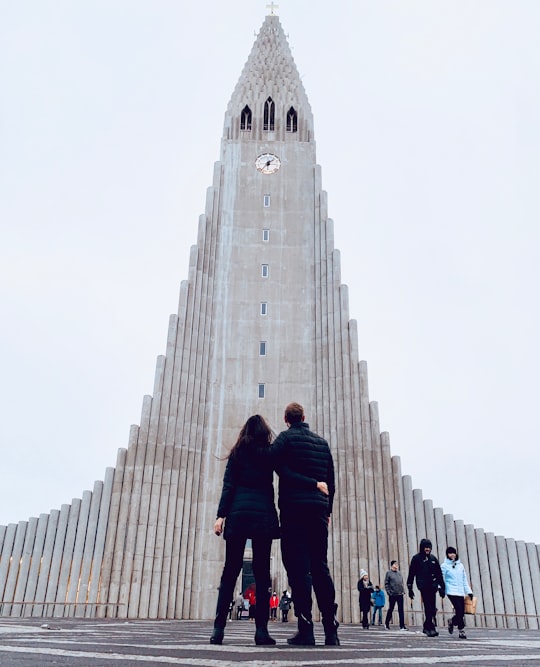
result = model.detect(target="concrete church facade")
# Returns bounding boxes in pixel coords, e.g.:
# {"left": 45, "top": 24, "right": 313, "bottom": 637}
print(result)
{"left": 1, "top": 14, "right": 539, "bottom": 627}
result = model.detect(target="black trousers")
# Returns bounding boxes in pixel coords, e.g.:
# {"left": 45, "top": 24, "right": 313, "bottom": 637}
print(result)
{"left": 448, "top": 594, "right": 466, "bottom": 630}
{"left": 385, "top": 594, "right": 405, "bottom": 628}
{"left": 360, "top": 607, "right": 370, "bottom": 628}
{"left": 214, "top": 535, "right": 272, "bottom": 629}
{"left": 420, "top": 587, "right": 437, "bottom": 632}
{"left": 280, "top": 508, "right": 336, "bottom": 620}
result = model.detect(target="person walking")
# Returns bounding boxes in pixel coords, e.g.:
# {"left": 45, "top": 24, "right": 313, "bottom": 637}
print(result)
{"left": 384, "top": 560, "right": 407, "bottom": 630}
{"left": 441, "top": 546, "right": 473, "bottom": 640}
{"left": 371, "top": 585, "right": 386, "bottom": 626}
{"left": 271, "top": 402, "right": 340, "bottom": 646}
{"left": 406, "top": 538, "right": 445, "bottom": 637}
{"left": 357, "top": 570, "right": 374, "bottom": 629}
{"left": 210, "top": 415, "right": 280, "bottom": 646}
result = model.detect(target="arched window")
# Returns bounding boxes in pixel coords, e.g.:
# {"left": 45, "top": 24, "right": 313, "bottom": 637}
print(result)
{"left": 240, "top": 105, "right": 252, "bottom": 131}
{"left": 263, "top": 97, "right": 275, "bottom": 131}
{"left": 286, "top": 106, "right": 298, "bottom": 133}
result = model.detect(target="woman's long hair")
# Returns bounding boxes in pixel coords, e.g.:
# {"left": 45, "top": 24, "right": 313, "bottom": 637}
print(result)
{"left": 228, "top": 414, "right": 273, "bottom": 459}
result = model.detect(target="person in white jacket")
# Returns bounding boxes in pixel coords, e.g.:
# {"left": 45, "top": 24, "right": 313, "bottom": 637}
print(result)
{"left": 441, "top": 547, "right": 473, "bottom": 639}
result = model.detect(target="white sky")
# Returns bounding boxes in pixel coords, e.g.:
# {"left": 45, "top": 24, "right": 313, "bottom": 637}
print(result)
{"left": 1, "top": 1, "right": 539, "bottom": 547}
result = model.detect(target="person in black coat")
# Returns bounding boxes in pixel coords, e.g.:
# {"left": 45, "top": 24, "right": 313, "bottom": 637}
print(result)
{"left": 270, "top": 402, "right": 339, "bottom": 647}
{"left": 406, "top": 538, "right": 446, "bottom": 637}
{"left": 357, "top": 569, "right": 374, "bottom": 629}
{"left": 210, "top": 415, "right": 280, "bottom": 646}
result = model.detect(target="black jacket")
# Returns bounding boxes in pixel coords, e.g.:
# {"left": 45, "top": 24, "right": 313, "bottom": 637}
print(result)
{"left": 357, "top": 579, "right": 374, "bottom": 612}
{"left": 406, "top": 541, "right": 445, "bottom": 594}
{"left": 271, "top": 422, "right": 335, "bottom": 516}
{"left": 216, "top": 448, "right": 280, "bottom": 540}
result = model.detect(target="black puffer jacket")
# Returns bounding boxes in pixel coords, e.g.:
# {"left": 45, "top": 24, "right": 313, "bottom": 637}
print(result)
{"left": 406, "top": 539, "right": 445, "bottom": 593}
{"left": 271, "top": 422, "right": 335, "bottom": 516}
{"left": 216, "top": 448, "right": 280, "bottom": 541}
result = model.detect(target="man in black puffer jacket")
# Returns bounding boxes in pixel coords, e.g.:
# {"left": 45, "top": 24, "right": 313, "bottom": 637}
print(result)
{"left": 271, "top": 402, "right": 339, "bottom": 647}
{"left": 406, "top": 538, "right": 445, "bottom": 637}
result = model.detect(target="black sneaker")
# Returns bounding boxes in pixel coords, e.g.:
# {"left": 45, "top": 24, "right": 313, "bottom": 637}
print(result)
{"left": 448, "top": 619, "right": 454, "bottom": 634}
{"left": 459, "top": 630, "right": 467, "bottom": 639}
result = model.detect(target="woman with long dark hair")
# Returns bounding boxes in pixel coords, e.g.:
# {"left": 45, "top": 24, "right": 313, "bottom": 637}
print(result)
{"left": 210, "top": 414, "right": 280, "bottom": 646}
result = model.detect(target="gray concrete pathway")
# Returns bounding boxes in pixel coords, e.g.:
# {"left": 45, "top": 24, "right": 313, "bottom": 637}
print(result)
{"left": 0, "top": 618, "right": 539, "bottom": 666}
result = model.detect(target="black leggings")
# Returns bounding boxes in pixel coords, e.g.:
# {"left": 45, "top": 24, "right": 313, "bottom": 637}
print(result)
{"left": 214, "top": 536, "right": 272, "bottom": 629}
{"left": 448, "top": 595, "right": 466, "bottom": 630}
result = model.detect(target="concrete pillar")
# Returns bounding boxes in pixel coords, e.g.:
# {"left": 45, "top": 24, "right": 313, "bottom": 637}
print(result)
{"left": 495, "top": 535, "right": 516, "bottom": 628}
{"left": 24, "top": 514, "right": 48, "bottom": 617}
{"left": 12, "top": 518, "right": 37, "bottom": 617}
{"left": 516, "top": 541, "right": 538, "bottom": 629}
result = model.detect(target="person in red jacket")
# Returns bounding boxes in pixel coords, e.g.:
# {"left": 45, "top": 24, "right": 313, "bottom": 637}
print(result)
{"left": 270, "top": 591, "right": 279, "bottom": 621}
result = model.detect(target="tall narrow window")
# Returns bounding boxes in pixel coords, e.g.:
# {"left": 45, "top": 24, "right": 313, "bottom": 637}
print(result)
{"left": 286, "top": 106, "right": 298, "bottom": 132}
{"left": 262, "top": 229, "right": 270, "bottom": 242}
{"left": 261, "top": 264, "right": 269, "bottom": 277}
{"left": 263, "top": 194, "right": 270, "bottom": 207}
{"left": 240, "top": 105, "right": 252, "bottom": 130}
{"left": 260, "top": 302, "right": 268, "bottom": 315}
{"left": 263, "top": 97, "right": 275, "bottom": 131}
{"left": 259, "top": 341, "right": 267, "bottom": 356}
{"left": 258, "top": 383, "right": 265, "bottom": 398}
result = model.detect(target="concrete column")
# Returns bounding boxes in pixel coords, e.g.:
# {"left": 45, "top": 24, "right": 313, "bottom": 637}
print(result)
{"left": 106, "top": 426, "right": 139, "bottom": 615}
{"left": 12, "top": 518, "right": 37, "bottom": 617}
{"left": 412, "top": 489, "right": 426, "bottom": 544}
{"left": 475, "top": 529, "right": 494, "bottom": 627}
{"left": 33, "top": 510, "right": 59, "bottom": 617}
{"left": 97, "top": 449, "right": 127, "bottom": 616}
{"left": 495, "top": 534, "right": 516, "bottom": 628}
{"left": 423, "top": 500, "right": 437, "bottom": 557}
{"left": 24, "top": 514, "right": 48, "bottom": 617}
{"left": 516, "top": 541, "right": 538, "bottom": 629}
{"left": 464, "top": 524, "right": 481, "bottom": 628}
{"left": 119, "top": 395, "right": 153, "bottom": 617}
{"left": 506, "top": 538, "right": 526, "bottom": 628}
{"left": 75, "top": 481, "right": 103, "bottom": 616}
{"left": 149, "top": 316, "right": 180, "bottom": 619}
{"left": 90, "top": 467, "right": 115, "bottom": 616}
{"left": 444, "top": 513, "right": 456, "bottom": 552}
{"left": 484, "top": 531, "right": 504, "bottom": 627}
{"left": 130, "top": 356, "right": 166, "bottom": 618}
{"left": 66, "top": 493, "right": 92, "bottom": 609}
{"left": 0, "top": 524, "right": 17, "bottom": 615}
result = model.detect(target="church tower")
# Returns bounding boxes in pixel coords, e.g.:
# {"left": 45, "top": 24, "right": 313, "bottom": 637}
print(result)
{"left": 1, "top": 12, "right": 539, "bottom": 628}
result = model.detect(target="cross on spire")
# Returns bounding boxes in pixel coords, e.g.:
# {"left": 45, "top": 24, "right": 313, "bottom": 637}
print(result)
{"left": 266, "top": 1, "right": 279, "bottom": 15}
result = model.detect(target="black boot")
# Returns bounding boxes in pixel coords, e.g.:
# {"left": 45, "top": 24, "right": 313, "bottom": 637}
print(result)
{"left": 322, "top": 603, "right": 340, "bottom": 646}
{"left": 254, "top": 626, "right": 276, "bottom": 645}
{"left": 287, "top": 613, "right": 315, "bottom": 646}
{"left": 209, "top": 591, "right": 230, "bottom": 645}
{"left": 209, "top": 627, "right": 224, "bottom": 645}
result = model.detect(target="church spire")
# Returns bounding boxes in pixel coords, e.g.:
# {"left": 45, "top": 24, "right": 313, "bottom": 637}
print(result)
{"left": 224, "top": 15, "right": 313, "bottom": 142}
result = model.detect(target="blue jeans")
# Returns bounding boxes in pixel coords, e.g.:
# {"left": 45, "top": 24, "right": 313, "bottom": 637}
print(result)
{"left": 372, "top": 605, "right": 383, "bottom": 624}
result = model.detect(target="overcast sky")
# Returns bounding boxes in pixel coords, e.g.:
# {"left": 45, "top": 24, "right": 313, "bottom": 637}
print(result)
{"left": 1, "top": 1, "right": 539, "bottom": 547}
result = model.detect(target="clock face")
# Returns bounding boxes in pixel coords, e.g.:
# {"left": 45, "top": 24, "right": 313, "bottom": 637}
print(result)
{"left": 255, "top": 153, "right": 281, "bottom": 174}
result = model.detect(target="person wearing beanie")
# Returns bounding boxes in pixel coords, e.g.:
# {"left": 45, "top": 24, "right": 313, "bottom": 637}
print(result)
{"left": 384, "top": 560, "right": 407, "bottom": 630}
{"left": 357, "top": 569, "right": 374, "bottom": 629}
{"left": 406, "top": 538, "right": 445, "bottom": 637}
{"left": 441, "top": 547, "right": 473, "bottom": 639}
